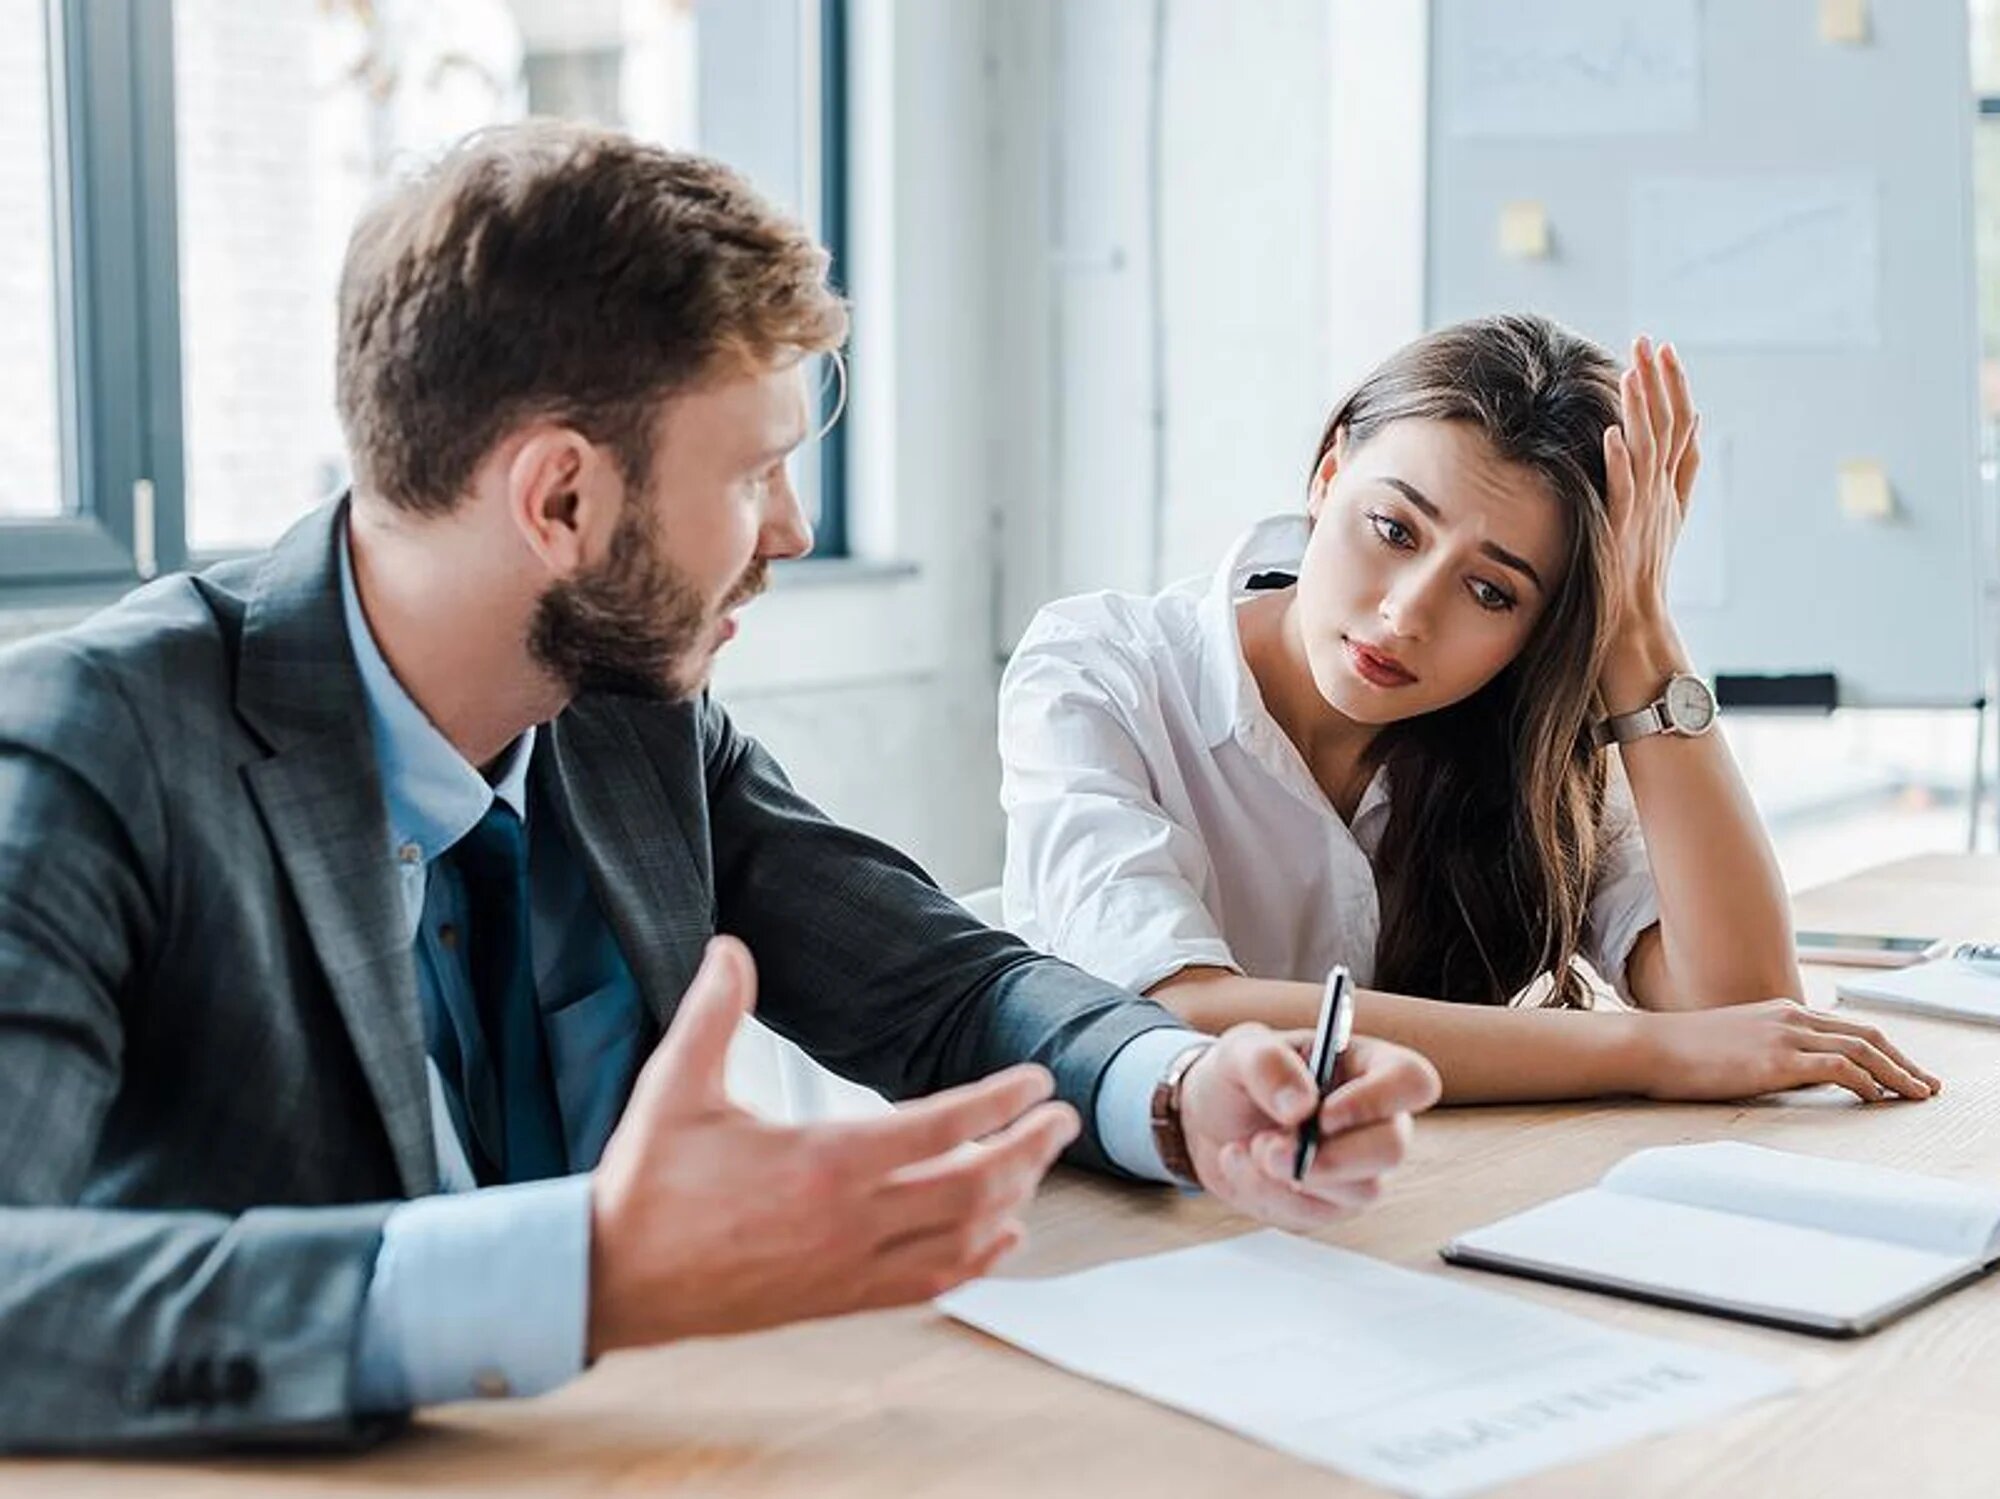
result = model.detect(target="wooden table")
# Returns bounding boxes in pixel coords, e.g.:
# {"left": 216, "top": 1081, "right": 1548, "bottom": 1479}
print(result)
{"left": 13, "top": 854, "right": 2000, "bottom": 1498}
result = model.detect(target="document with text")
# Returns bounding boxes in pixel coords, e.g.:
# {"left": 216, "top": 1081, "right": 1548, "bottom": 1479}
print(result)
{"left": 940, "top": 1230, "right": 1792, "bottom": 1499}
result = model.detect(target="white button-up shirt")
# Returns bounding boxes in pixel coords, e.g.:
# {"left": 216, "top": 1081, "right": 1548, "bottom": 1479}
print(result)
{"left": 1000, "top": 513, "right": 1660, "bottom": 1002}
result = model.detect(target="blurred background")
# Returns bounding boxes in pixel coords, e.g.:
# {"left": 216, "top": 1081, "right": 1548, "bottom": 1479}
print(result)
{"left": 2, "top": 0, "right": 1996, "bottom": 900}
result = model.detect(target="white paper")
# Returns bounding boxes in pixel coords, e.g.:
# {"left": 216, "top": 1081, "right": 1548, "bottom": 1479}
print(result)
{"left": 940, "top": 1231, "right": 1791, "bottom": 1499}
{"left": 1839, "top": 959, "right": 2000, "bottom": 1030}
{"left": 1439, "top": 0, "right": 1701, "bottom": 139}
{"left": 1630, "top": 175, "right": 1880, "bottom": 348}
{"left": 1669, "top": 429, "right": 1728, "bottom": 610}
{"left": 1604, "top": 1141, "right": 2000, "bottom": 1260}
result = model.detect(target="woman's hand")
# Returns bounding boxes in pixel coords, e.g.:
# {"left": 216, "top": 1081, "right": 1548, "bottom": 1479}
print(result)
{"left": 1635, "top": 999, "right": 1941, "bottom": 1104}
{"left": 1600, "top": 336, "right": 1700, "bottom": 688}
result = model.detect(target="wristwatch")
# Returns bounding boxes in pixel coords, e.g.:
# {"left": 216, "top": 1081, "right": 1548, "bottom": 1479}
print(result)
{"left": 1148, "top": 1040, "right": 1213, "bottom": 1188}
{"left": 1591, "top": 671, "right": 1717, "bottom": 749}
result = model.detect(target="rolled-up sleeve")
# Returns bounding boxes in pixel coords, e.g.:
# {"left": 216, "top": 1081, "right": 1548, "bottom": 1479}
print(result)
{"left": 1582, "top": 764, "right": 1662, "bottom": 1006}
{"left": 999, "top": 615, "right": 1237, "bottom": 995}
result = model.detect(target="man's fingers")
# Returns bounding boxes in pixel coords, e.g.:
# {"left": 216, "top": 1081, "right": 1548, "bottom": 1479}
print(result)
{"left": 1320, "top": 1039, "right": 1441, "bottom": 1133}
{"left": 1210, "top": 1143, "right": 1357, "bottom": 1233}
{"left": 821, "top": 1063, "right": 1056, "bottom": 1178}
{"left": 871, "top": 1101, "right": 1078, "bottom": 1243}
{"left": 636, "top": 935, "right": 758, "bottom": 1111}
{"left": 1232, "top": 1026, "right": 1319, "bottom": 1126}
{"left": 1261, "top": 1116, "right": 1412, "bottom": 1188}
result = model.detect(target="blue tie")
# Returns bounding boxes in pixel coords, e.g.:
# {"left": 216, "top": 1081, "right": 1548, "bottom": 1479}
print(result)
{"left": 450, "top": 804, "right": 568, "bottom": 1183}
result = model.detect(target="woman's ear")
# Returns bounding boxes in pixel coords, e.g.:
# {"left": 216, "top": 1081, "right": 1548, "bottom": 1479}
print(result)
{"left": 1306, "top": 429, "right": 1345, "bottom": 523}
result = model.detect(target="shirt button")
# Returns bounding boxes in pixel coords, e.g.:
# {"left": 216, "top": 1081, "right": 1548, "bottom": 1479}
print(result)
{"left": 472, "top": 1368, "right": 511, "bottom": 1399}
{"left": 397, "top": 842, "right": 422, "bottom": 867}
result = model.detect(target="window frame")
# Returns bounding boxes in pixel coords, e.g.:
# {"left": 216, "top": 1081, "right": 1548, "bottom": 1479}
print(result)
{"left": 2, "top": 0, "right": 850, "bottom": 595}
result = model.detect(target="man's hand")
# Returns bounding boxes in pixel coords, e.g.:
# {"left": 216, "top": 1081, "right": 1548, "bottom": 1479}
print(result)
{"left": 587, "top": 936, "right": 1079, "bottom": 1357}
{"left": 1177, "top": 1024, "right": 1441, "bottom": 1232}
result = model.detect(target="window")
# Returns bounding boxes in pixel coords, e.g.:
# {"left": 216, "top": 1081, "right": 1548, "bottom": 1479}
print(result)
{"left": 1, "top": 0, "right": 848, "bottom": 590}
{"left": 0, "top": 0, "right": 63, "bottom": 524}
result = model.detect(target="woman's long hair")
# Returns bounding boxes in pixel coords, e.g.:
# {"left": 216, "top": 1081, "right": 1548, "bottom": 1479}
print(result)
{"left": 1315, "top": 315, "right": 1621, "bottom": 1008}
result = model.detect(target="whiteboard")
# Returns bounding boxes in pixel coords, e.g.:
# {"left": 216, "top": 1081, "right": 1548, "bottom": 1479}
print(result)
{"left": 1427, "top": 0, "right": 1985, "bottom": 707}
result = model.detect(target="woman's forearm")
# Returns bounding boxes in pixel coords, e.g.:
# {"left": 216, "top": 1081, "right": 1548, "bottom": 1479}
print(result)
{"left": 1600, "top": 623, "right": 1802, "bottom": 1011}
{"left": 1147, "top": 968, "right": 1654, "bottom": 1104}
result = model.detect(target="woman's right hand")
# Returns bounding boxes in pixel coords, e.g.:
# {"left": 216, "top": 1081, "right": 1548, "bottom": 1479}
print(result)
{"left": 1636, "top": 999, "right": 1941, "bottom": 1104}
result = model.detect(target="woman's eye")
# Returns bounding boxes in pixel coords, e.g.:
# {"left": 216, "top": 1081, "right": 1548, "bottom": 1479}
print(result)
{"left": 1470, "top": 578, "right": 1517, "bottom": 613}
{"left": 1368, "top": 512, "right": 1414, "bottom": 549}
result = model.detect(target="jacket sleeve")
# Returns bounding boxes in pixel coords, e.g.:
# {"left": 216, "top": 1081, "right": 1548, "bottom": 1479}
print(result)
{"left": 696, "top": 693, "right": 1183, "bottom": 1175}
{"left": 0, "top": 642, "right": 397, "bottom": 1452}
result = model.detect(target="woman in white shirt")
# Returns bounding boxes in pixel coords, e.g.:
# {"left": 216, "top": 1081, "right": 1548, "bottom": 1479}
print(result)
{"left": 1001, "top": 314, "right": 1938, "bottom": 1105}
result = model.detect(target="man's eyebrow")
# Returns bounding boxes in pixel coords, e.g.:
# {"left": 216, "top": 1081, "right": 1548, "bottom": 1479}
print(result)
{"left": 1376, "top": 476, "right": 1546, "bottom": 594}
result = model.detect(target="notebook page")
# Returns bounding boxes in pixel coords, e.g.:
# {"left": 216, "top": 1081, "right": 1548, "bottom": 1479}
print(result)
{"left": 1452, "top": 1188, "right": 1972, "bottom": 1329}
{"left": 942, "top": 1230, "right": 1791, "bottom": 1499}
{"left": 1603, "top": 1142, "right": 2000, "bottom": 1260}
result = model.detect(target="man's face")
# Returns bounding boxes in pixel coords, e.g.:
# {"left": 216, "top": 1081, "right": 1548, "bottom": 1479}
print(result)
{"left": 529, "top": 360, "right": 814, "bottom": 701}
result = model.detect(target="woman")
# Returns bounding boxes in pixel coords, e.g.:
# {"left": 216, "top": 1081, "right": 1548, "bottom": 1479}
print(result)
{"left": 1000, "top": 314, "right": 1937, "bottom": 1105}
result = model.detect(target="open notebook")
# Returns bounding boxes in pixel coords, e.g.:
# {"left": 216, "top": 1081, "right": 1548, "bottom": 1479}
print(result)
{"left": 1442, "top": 1142, "right": 2000, "bottom": 1337}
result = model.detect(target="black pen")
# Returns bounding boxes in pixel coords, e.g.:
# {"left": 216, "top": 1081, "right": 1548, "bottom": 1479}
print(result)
{"left": 1292, "top": 964, "right": 1354, "bottom": 1182}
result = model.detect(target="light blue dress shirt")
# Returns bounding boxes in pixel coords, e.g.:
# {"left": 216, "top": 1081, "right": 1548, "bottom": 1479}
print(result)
{"left": 338, "top": 528, "right": 1197, "bottom": 1414}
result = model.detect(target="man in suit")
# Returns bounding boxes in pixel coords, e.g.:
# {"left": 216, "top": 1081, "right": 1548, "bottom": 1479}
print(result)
{"left": 0, "top": 121, "right": 1439, "bottom": 1450}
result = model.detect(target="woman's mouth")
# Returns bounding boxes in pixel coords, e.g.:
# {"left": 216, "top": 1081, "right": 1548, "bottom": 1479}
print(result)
{"left": 1342, "top": 636, "right": 1417, "bottom": 688}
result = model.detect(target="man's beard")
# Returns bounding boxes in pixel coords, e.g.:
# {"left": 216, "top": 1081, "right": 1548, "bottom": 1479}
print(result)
{"left": 527, "top": 501, "right": 766, "bottom": 703}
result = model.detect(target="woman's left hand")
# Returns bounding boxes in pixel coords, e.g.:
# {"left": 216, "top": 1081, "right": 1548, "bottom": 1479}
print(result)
{"left": 1602, "top": 335, "right": 1700, "bottom": 649}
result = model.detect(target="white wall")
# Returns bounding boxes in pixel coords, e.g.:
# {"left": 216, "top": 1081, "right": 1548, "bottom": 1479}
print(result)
{"left": 996, "top": 0, "right": 1428, "bottom": 640}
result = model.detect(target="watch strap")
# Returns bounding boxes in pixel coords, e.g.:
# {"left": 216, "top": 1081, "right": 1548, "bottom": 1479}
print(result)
{"left": 1148, "top": 1039, "right": 1213, "bottom": 1188}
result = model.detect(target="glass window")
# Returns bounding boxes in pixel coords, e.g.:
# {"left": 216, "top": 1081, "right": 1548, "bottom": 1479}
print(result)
{"left": 172, "top": 0, "right": 824, "bottom": 553}
{"left": 0, "top": 0, "right": 66, "bottom": 522}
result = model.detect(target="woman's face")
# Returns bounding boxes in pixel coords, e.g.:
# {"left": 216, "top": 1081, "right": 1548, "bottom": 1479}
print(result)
{"left": 1294, "top": 417, "right": 1570, "bottom": 726}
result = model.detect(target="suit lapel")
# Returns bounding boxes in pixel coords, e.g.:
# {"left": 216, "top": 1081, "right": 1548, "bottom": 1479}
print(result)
{"left": 537, "top": 704, "right": 711, "bottom": 1030}
{"left": 237, "top": 500, "right": 436, "bottom": 1198}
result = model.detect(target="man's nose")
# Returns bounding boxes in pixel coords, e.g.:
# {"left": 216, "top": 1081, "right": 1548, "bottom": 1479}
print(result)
{"left": 760, "top": 468, "right": 814, "bottom": 561}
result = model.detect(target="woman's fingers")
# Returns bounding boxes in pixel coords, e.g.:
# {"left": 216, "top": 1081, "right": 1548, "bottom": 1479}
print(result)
{"left": 1659, "top": 343, "right": 1696, "bottom": 454}
{"left": 1807, "top": 1011, "right": 1942, "bottom": 1092}
{"left": 1673, "top": 414, "right": 1701, "bottom": 512}
{"left": 1794, "top": 1029, "right": 1934, "bottom": 1101}
{"left": 1621, "top": 361, "right": 1656, "bottom": 477}
{"left": 1603, "top": 425, "right": 1634, "bottom": 525}
{"left": 1635, "top": 336, "right": 1676, "bottom": 462}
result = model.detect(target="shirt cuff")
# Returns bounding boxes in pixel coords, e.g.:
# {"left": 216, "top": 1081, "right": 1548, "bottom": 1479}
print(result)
{"left": 350, "top": 1173, "right": 593, "bottom": 1413}
{"left": 1092, "top": 1025, "right": 1208, "bottom": 1184}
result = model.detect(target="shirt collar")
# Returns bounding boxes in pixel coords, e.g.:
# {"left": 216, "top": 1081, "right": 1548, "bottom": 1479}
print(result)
{"left": 1193, "top": 512, "right": 1312, "bottom": 749}
{"left": 339, "top": 521, "right": 536, "bottom": 865}
{"left": 1192, "top": 512, "right": 1394, "bottom": 830}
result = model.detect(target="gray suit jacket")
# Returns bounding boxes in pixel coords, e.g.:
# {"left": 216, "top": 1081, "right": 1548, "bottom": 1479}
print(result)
{"left": 0, "top": 501, "right": 1178, "bottom": 1452}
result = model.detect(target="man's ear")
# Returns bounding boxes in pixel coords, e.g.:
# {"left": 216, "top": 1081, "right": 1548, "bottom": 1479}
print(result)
{"left": 505, "top": 425, "right": 620, "bottom": 578}
{"left": 1306, "top": 428, "right": 1346, "bottom": 524}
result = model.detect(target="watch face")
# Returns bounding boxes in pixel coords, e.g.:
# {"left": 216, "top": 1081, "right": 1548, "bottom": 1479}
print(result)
{"left": 1664, "top": 674, "right": 1716, "bottom": 734}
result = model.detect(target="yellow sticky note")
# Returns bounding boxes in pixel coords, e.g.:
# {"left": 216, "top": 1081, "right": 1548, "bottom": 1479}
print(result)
{"left": 1838, "top": 459, "right": 1894, "bottom": 519}
{"left": 1819, "top": 0, "right": 1869, "bottom": 45}
{"left": 1498, "top": 201, "right": 1551, "bottom": 260}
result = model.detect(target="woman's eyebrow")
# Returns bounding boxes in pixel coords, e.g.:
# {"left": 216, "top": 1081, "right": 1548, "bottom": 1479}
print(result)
{"left": 1376, "top": 475, "right": 1546, "bottom": 594}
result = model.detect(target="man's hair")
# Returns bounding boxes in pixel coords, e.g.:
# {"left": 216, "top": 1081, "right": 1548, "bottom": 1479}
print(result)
{"left": 335, "top": 119, "right": 849, "bottom": 515}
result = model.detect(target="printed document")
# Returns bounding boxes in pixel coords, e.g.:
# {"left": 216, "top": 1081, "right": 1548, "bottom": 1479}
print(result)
{"left": 940, "top": 1230, "right": 1791, "bottom": 1499}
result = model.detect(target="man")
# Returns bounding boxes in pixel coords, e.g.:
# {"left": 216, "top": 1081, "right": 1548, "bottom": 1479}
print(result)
{"left": 0, "top": 122, "right": 1439, "bottom": 1450}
